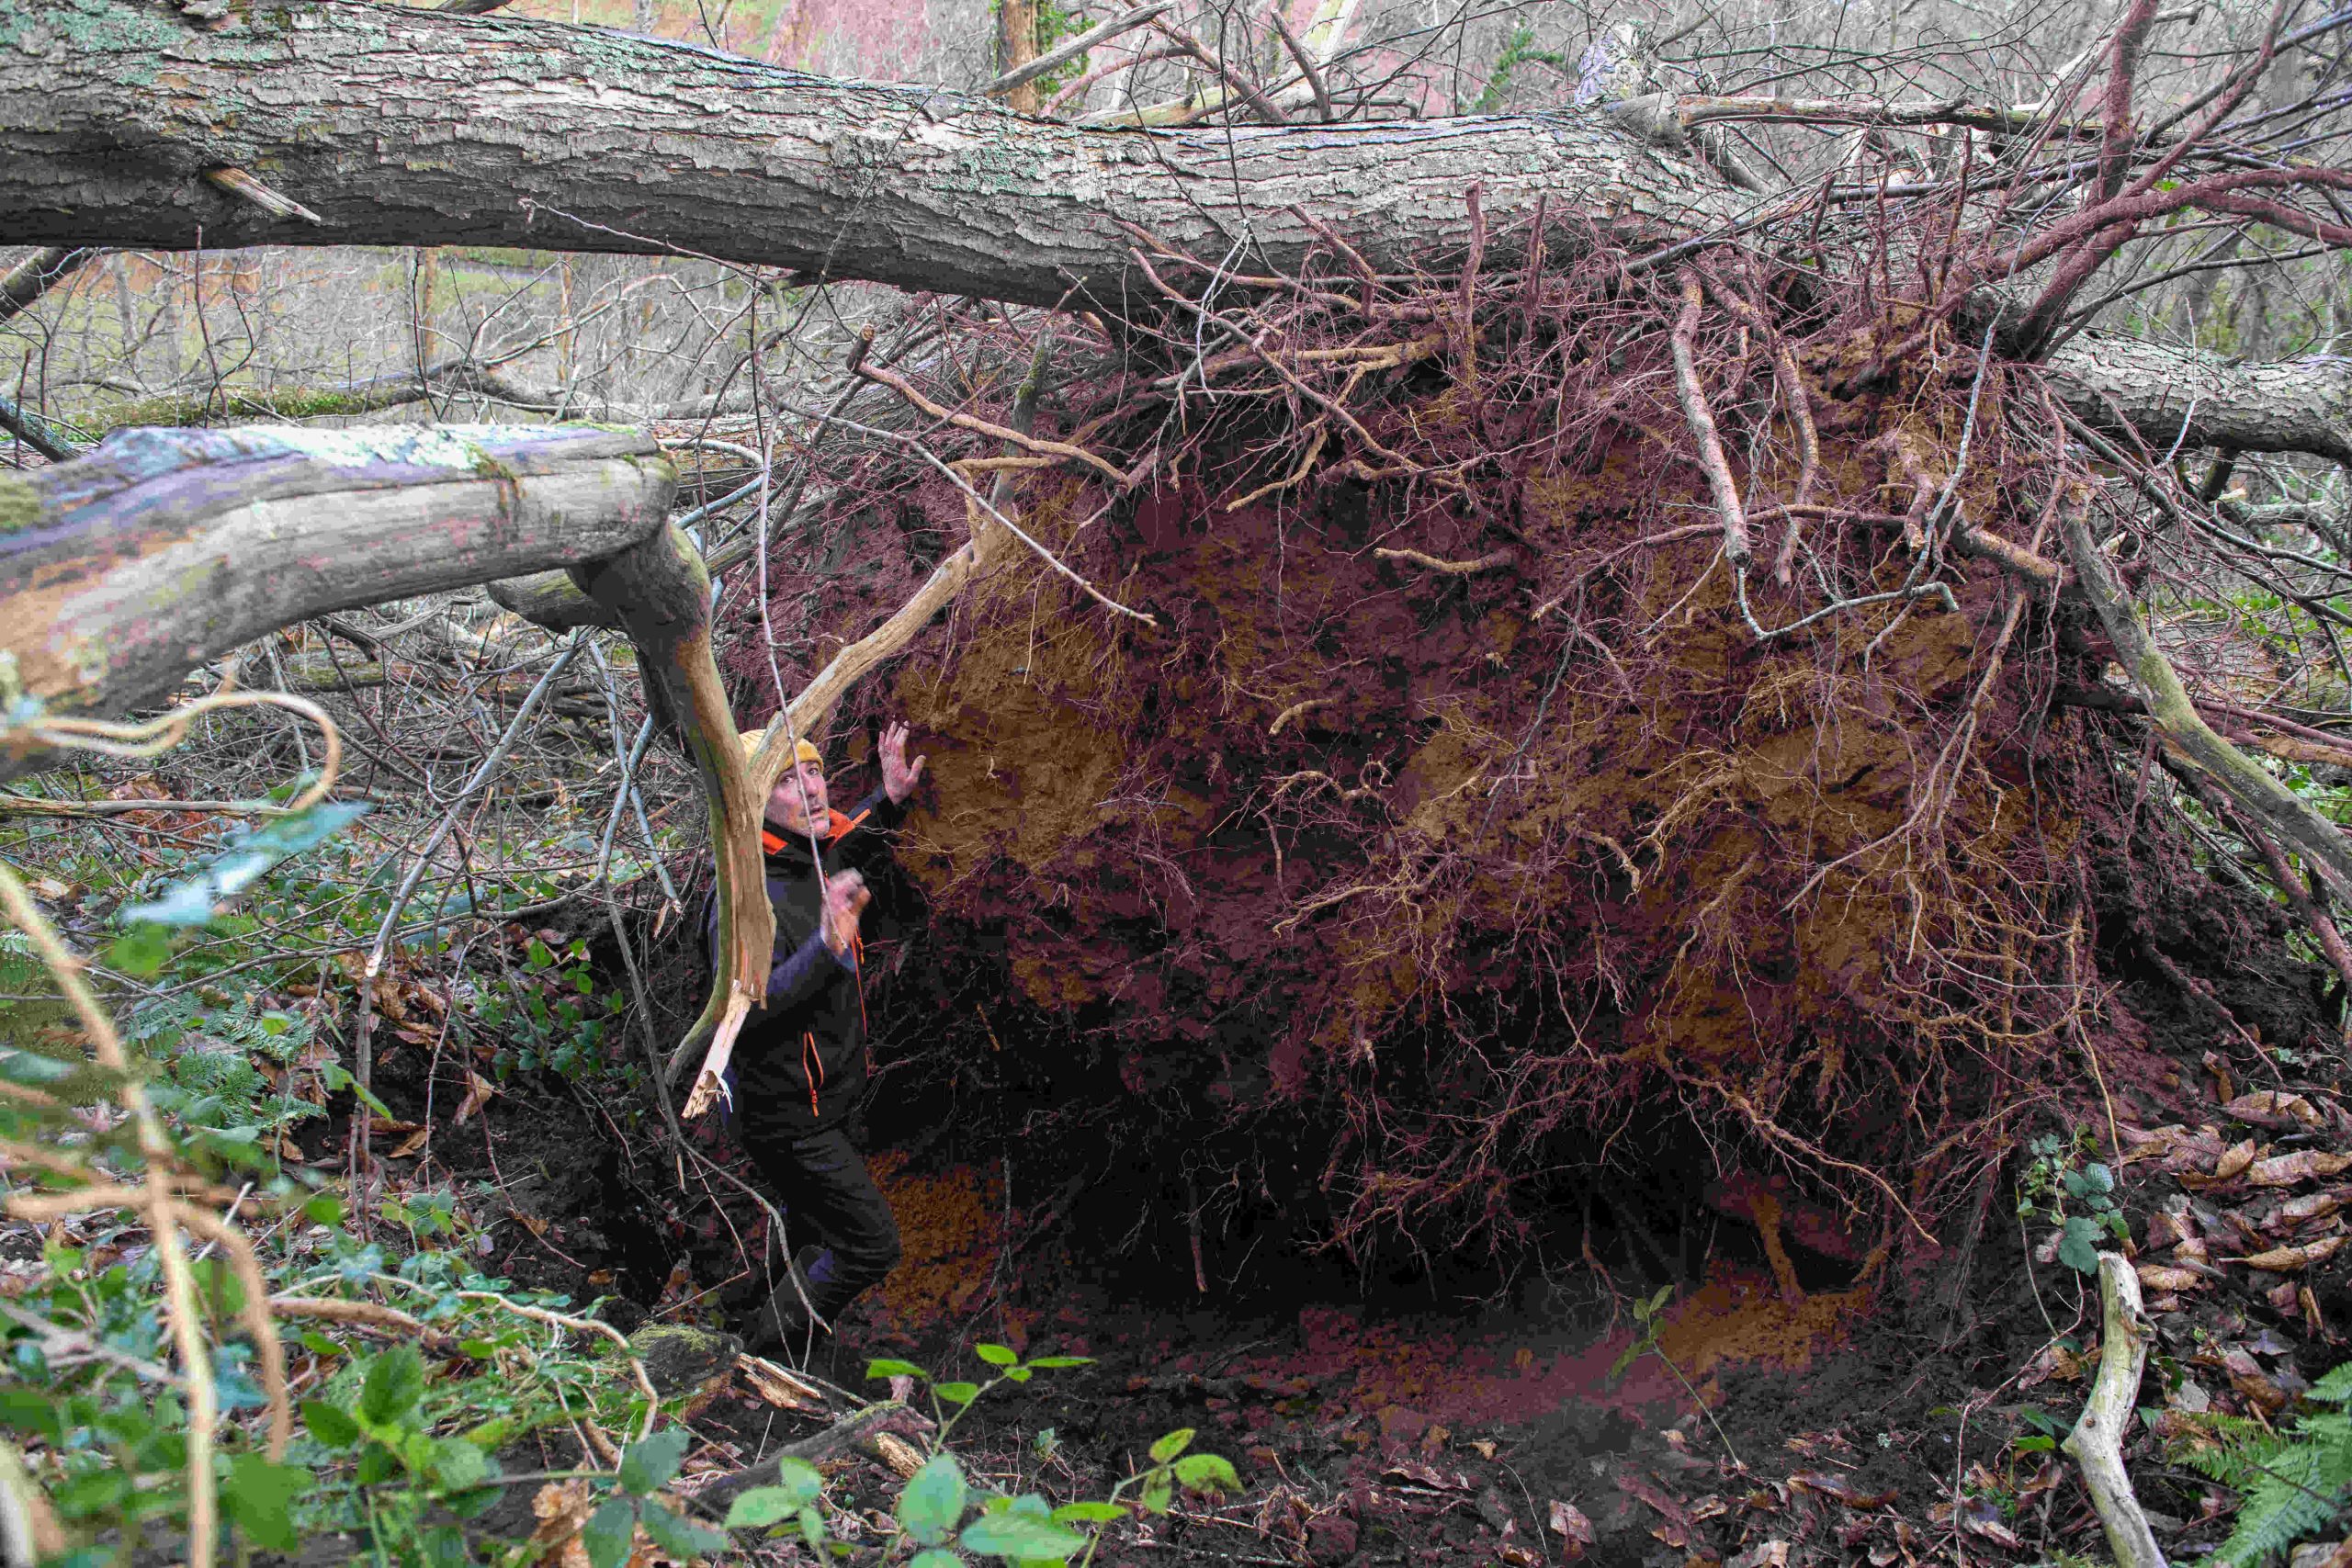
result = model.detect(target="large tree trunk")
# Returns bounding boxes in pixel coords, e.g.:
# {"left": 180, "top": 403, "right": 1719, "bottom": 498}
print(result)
{"left": 0, "top": 0, "right": 1730, "bottom": 309}
{"left": 5, "top": 3, "right": 2343, "bottom": 467}
{"left": 0, "top": 425, "right": 671, "bottom": 766}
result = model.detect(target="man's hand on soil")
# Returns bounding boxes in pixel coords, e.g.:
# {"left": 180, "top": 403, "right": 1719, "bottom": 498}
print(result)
{"left": 822, "top": 869, "right": 870, "bottom": 955}
{"left": 881, "top": 720, "right": 927, "bottom": 805}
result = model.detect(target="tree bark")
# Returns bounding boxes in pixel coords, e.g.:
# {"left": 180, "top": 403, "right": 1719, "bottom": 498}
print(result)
{"left": 5, "top": 4, "right": 2345, "bottom": 466}
{"left": 2045, "top": 332, "right": 2352, "bottom": 467}
{"left": 0, "top": 424, "right": 672, "bottom": 775}
{"left": 0, "top": 0, "right": 1735, "bottom": 310}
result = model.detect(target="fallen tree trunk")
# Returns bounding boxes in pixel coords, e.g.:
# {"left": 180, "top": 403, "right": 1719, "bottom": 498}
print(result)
{"left": 0, "top": 0, "right": 1730, "bottom": 310}
{"left": 2047, "top": 333, "right": 2352, "bottom": 467}
{"left": 5, "top": 4, "right": 2344, "bottom": 468}
{"left": 0, "top": 425, "right": 672, "bottom": 775}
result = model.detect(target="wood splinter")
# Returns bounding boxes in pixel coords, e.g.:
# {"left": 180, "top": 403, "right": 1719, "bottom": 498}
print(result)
{"left": 202, "top": 166, "right": 324, "bottom": 225}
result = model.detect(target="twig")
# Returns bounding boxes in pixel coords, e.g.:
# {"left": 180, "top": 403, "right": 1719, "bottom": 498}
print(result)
{"left": 1270, "top": 11, "right": 1333, "bottom": 122}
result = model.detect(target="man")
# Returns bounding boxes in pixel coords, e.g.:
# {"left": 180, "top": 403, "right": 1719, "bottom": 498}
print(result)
{"left": 716, "top": 721, "right": 927, "bottom": 1354}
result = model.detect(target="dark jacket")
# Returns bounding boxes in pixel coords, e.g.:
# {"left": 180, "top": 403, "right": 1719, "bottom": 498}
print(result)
{"left": 707, "top": 786, "right": 906, "bottom": 1137}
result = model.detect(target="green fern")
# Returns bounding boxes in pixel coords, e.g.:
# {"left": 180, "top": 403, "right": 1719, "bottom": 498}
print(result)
{"left": 2172, "top": 1365, "right": 2352, "bottom": 1566}
{"left": 0, "top": 929, "right": 38, "bottom": 992}
{"left": 129, "top": 986, "right": 320, "bottom": 1137}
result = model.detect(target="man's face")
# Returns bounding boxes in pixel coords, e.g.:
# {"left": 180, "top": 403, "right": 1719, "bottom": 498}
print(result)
{"left": 765, "top": 758, "right": 830, "bottom": 835}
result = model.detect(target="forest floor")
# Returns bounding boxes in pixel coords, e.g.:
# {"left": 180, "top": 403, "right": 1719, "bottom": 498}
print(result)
{"left": 316, "top": 1007, "right": 2352, "bottom": 1568}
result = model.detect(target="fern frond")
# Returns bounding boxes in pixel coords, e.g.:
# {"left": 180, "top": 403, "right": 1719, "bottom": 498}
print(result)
{"left": 2311, "top": 1365, "right": 2352, "bottom": 1405}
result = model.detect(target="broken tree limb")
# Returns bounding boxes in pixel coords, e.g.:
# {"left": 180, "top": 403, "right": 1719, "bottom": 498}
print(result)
{"left": 487, "top": 570, "right": 627, "bottom": 633}
{"left": 2052, "top": 465, "right": 2352, "bottom": 901}
{"left": 0, "top": 425, "right": 673, "bottom": 779}
{"left": 0, "top": 246, "right": 96, "bottom": 326}
{"left": 2063, "top": 1253, "right": 2167, "bottom": 1568}
{"left": 694, "top": 1401, "right": 933, "bottom": 1511}
{"left": 2045, "top": 333, "right": 2352, "bottom": 468}
{"left": 569, "top": 525, "right": 772, "bottom": 1118}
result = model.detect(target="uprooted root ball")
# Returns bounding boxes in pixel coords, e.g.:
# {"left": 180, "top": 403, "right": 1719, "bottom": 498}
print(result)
{"left": 716, "top": 228, "right": 2327, "bottom": 1261}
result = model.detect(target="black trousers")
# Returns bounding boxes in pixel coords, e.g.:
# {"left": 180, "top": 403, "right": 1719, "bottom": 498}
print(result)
{"left": 741, "top": 1122, "right": 901, "bottom": 1324}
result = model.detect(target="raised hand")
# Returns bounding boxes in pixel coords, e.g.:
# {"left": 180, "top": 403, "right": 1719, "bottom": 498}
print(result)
{"left": 880, "top": 720, "right": 928, "bottom": 805}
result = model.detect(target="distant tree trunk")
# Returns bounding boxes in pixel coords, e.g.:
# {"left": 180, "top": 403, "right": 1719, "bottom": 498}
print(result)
{"left": 998, "top": 0, "right": 1044, "bottom": 114}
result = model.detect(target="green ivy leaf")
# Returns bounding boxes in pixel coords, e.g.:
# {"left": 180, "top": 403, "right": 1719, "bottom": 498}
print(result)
{"left": 866, "top": 1358, "right": 929, "bottom": 1380}
{"left": 220, "top": 1456, "right": 311, "bottom": 1552}
{"left": 301, "top": 1400, "right": 360, "bottom": 1450}
{"left": 974, "top": 1344, "right": 1018, "bottom": 1367}
{"left": 934, "top": 1382, "right": 982, "bottom": 1407}
{"left": 1172, "top": 1453, "right": 1239, "bottom": 1495}
{"left": 958, "top": 1510, "right": 1086, "bottom": 1561}
{"left": 582, "top": 1498, "right": 638, "bottom": 1568}
{"left": 639, "top": 1499, "right": 729, "bottom": 1561}
{"left": 1148, "top": 1428, "right": 1193, "bottom": 1464}
{"left": 899, "top": 1453, "right": 969, "bottom": 1546}
{"left": 1023, "top": 1356, "right": 1092, "bottom": 1369}
{"left": 358, "top": 1346, "right": 426, "bottom": 1427}
{"left": 797, "top": 1505, "right": 827, "bottom": 1553}
{"left": 909, "top": 1551, "right": 967, "bottom": 1568}
{"left": 619, "top": 1427, "right": 691, "bottom": 1495}
{"left": 1051, "top": 1502, "right": 1126, "bottom": 1525}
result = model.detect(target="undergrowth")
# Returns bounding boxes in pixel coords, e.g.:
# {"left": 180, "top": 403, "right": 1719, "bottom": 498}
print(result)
{"left": 2171, "top": 1363, "right": 2352, "bottom": 1566}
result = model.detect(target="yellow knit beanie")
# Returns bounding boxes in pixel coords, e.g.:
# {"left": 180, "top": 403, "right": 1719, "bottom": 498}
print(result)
{"left": 739, "top": 729, "right": 823, "bottom": 766}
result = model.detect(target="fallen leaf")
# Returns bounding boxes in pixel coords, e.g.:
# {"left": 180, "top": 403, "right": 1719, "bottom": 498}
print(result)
{"left": 2214, "top": 1140, "right": 2259, "bottom": 1180}
{"left": 1419, "top": 1423, "right": 1451, "bottom": 1456}
{"left": 1498, "top": 1541, "right": 1539, "bottom": 1567}
{"left": 2248, "top": 1152, "right": 2352, "bottom": 1187}
{"left": 1790, "top": 1472, "right": 1897, "bottom": 1509}
{"left": 2232, "top": 1235, "right": 2346, "bottom": 1271}
{"left": 388, "top": 1127, "right": 429, "bottom": 1159}
{"left": 1727, "top": 1541, "right": 1790, "bottom": 1568}
{"left": 2227, "top": 1091, "right": 2322, "bottom": 1125}
{"left": 2205, "top": 1052, "right": 2237, "bottom": 1104}
{"left": 2276, "top": 1190, "right": 2348, "bottom": 1224}
{"left": 1469, "top": 1438, "right": 1497, "bottom": 1460}
{"left": 1382, "top": 1461, "right": 1474, "bottom": 1493}
{"left": 1549, "top": 1500, "right": 1596, "bottom": 1551}
{"left": 451, "top": 1071, "right": 498, "bottom": 1128}
{"left": 1955, "top": 1496, "right": 2024, "bottom": 1551}
{"left": 2137, "top": 1263, "right": 2205, "bottom": 1292}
